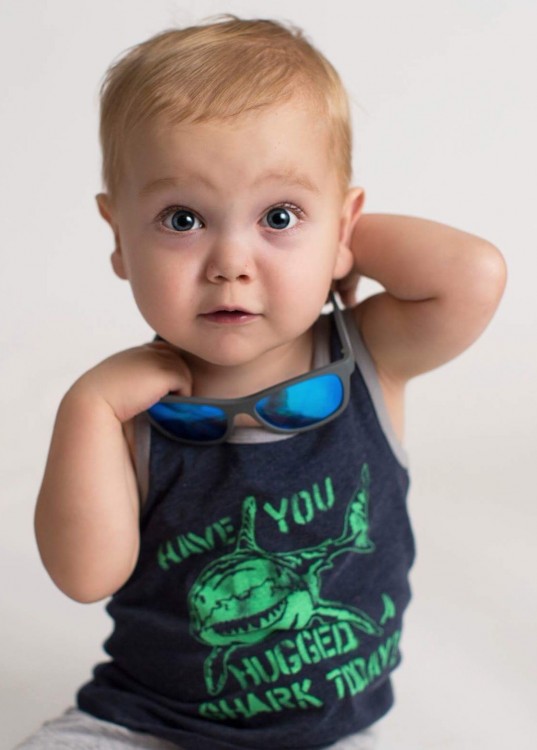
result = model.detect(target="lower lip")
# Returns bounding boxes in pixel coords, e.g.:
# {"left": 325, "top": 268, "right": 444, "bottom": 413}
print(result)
{"left": 201, "top": 311, "right": 260, "bottom": 325}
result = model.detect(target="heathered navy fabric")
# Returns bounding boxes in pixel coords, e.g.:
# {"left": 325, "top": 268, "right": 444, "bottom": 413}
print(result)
{"left": 77, "top": 313, "right": 414, "bottom": 750}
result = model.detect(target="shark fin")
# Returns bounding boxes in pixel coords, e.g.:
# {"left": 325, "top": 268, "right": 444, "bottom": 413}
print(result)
{"left": 236, "top": 496, "right": 260, "bottom": 552}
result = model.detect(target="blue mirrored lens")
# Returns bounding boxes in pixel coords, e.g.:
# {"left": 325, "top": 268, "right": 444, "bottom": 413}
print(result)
{"left": 255, "top": 373, "right": 343, "bottom": 430}
{"left": 148, "top": 402, "right": 227, "bottom": 442}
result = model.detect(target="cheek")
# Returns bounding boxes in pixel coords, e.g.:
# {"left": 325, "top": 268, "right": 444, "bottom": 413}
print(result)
{"left": 124, "top": 257, "right": 181, "bottom": 323}
{"left": 126, "top": 243, "right": 194, "bottom": 294}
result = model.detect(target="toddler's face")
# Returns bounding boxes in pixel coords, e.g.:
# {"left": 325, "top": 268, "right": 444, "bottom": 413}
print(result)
{"left": 98, "top": 99, "right": 363, "bottom": 372}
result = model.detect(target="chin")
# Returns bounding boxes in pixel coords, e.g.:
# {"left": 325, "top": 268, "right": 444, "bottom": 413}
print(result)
{"left": 182, "top": 345, "right": 261, "bottom": 370}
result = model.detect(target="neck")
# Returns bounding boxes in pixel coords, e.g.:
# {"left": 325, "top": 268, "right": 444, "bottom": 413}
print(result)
{"left": 182, "top": 327, "right": 315, "bottom": 400}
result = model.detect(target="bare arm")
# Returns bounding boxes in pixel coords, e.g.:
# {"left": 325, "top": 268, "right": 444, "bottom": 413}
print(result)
{"left": 346, "top": 214, "right": 507, "bottom": 383}
{"left": 34, "top": 342, "right": 191, "bottom": 604}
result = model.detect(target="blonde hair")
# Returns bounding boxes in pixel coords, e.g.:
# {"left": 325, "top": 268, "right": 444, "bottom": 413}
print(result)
{"left": 98, "top": 14, "right": 353, "bottom": 201}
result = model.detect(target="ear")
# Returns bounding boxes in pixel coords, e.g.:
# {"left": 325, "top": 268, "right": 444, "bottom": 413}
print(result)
{"left": 95, "top": 193, "right": 128, "bottom": 280}
{"left": 332, "top": 187, "right": 366, "bottom": 280}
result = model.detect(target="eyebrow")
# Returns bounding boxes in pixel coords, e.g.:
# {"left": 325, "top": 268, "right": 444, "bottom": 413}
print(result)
{"left": 139, "top": 169, "right": 320, "bottom": 197}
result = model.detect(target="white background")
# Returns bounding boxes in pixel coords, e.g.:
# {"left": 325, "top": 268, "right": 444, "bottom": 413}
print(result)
{"left": 1, "top": 1, "right": 536, "bottom": 748}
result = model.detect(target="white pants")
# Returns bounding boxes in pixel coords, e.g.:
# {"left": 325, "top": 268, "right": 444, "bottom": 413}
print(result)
{"left": 14, "top": 706, "right": 378, "bottom": 750}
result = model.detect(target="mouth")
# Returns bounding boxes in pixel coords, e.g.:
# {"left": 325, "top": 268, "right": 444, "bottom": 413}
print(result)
{"left": 200, "top": 307, "right": 260, "bottom": 324}
{"left": 206, "top": 599, "right": 287, "bottom": 637}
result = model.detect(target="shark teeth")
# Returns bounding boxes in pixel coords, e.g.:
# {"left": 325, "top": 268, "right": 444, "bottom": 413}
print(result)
{"left": 211, "top": 599, "right": 286, "bottom": 636}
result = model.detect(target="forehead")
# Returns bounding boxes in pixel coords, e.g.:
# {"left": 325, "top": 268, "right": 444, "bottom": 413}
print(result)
{"left": 122, "top": 100, "right": 338, "bottom": 199}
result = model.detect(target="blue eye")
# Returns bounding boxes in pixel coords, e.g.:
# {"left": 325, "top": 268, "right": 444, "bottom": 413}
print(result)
{"left": 162, "top": 209, "right": 202, "bottom": 232}
{"left": 158, "top": 203, "right": 302, "bottom": 233}
{"left": 265, "top": 207, "right": 299, "bottom": 230}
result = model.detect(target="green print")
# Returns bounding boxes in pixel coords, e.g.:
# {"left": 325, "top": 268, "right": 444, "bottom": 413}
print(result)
{"left": 228, "top": 621, "right": 359, "bottom": 690}
{"left": 157, "top": 478, "right": 334, "bottom": 570}
{"left": 380, "top": 592, "right": 396, "bottom": 625}
{"left": 262, "top": 477, "right": 335, "bottom": 533}
{"left": 188, "top": 463, "right": 381, "bottom": 696}
{"left": 157, "top": 516, "right": 236, "bottom": 571}
{"left": 326, "top": 630, "right": 401, "bottom": 698}
{"left": 199, "top": 679, "right": 323, "bottom": 721}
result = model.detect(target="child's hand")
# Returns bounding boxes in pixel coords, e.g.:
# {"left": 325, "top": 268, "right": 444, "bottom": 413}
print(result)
{"left": 67, "top": 341, "right": 192, "bottom": 424}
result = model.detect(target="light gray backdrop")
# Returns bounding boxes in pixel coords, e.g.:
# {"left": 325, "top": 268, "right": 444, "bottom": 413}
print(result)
{"left": 1, "top": 1, "right": 535, "bottom": 748}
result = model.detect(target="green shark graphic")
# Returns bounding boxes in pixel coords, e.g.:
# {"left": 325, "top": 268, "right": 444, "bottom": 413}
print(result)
{"left": 188, "top": 464, "right": 383, "bottom": 695}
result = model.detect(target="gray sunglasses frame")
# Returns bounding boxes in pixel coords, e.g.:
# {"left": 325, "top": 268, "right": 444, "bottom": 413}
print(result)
{"left": 147, "top": 292, "right": 355, "bottom": 444}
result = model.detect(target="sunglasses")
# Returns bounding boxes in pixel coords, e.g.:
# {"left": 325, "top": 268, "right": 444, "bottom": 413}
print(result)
{"left": 146, "top": 292, "right": 354, "bottom": 445}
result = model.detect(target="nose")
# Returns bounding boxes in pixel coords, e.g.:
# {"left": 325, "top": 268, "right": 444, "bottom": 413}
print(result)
{"left": 204, "top": 235, "right": 255, "bottom": 284}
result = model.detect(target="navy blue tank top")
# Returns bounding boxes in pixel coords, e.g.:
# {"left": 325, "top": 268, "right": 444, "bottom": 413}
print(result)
{"left": 77, "top": 310, "right": 414, "bottom": 750}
